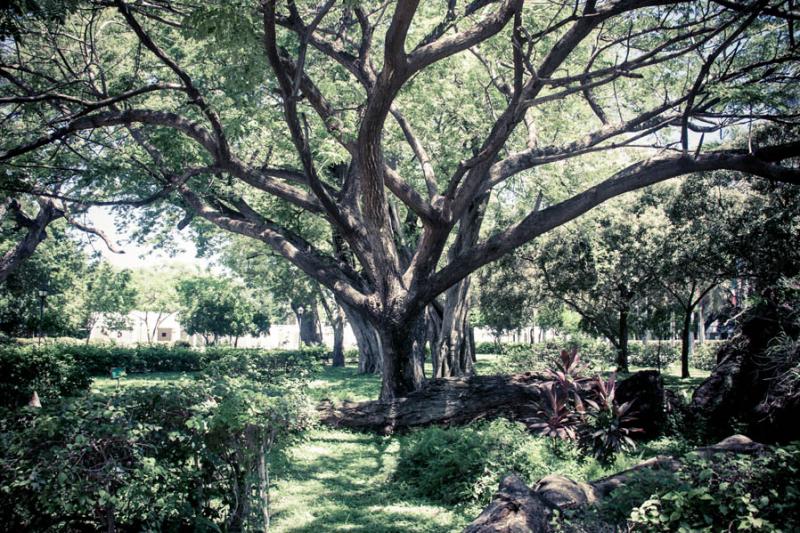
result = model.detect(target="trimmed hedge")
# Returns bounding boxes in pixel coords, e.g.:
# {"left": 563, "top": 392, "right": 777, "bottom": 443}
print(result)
{"left": 0, "top": 344, "right": 328, "bottom": 409}
{"left": 0, "top": 346, "right": 92, "bottom": 409}
{"left": 627, "top": 341, "right": 680, "bottom": 369}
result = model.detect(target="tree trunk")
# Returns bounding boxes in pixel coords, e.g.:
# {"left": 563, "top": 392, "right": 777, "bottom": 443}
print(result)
{"left": 377, "top": 312, "right": 426, "bottom": 402}
{"left": 428, "top": 193, "right": 488, "bottom": 378}
{"left": 680, "top": 307, "right": 693, "bottom": 378}
{"left": 319, "top": 370, "right": 665, "bottom": 434}
{"left": 0, "top": 199, "right": 63, "bottom": 283}
{"left": 294, "top": 303, "right": 323, "bottom": 346}
{"left": 617, "top": 307, "right": 630, "bottom": 372}
{"left": 342, "top": 303, "right": 382, "bottom": 374}
{"left": 331, "top": 303, "right": 345, "bottom": 367}
{"left": 696, "top": 304, "right": 706, "bottom": 344}
{"left": 431, "top": 280, "right": 475, "bottom": 378}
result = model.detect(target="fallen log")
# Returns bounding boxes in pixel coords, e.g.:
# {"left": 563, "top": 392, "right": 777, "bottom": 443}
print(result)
{"left": 317, "top": 370, "right": 665, "bottom": 435}
{"left": 464, "top": 435, "right": 765, "bottom": 533}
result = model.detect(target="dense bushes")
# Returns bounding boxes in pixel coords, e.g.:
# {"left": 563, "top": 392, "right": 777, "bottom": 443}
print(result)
{"left": 482, "top": 337, "right": 616, "bottom": 373}
{"left": 588, "top": 443, "right": 800, "bottom": 531}
{"left": 0, "top": 377, "right": 315, "bottom": 531}
{"left": 692, "top": 340, "right": 724, "bottom": 371}
{"left": 0, "top": 346, "right": 92, "bottom": 408}
{"left": 203, "top": 346, "right": 324, "bottom": 383}
{"left": 394, "top": 419, "right": 627, "bottom": 507}
{"left": 0, "top": 343, "right": 327, "bottom": 410}
{"left": 627, "top": 341, "right": 680, "bottom": 369}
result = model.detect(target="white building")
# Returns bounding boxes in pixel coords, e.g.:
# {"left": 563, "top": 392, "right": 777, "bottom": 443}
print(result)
{"left": 89, "top": 310, "right": 359, "bottom": 349}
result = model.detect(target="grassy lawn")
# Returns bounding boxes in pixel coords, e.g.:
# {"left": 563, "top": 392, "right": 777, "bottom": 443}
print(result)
{"left": 89, "top": 354, "right": 710, "bottom": 532}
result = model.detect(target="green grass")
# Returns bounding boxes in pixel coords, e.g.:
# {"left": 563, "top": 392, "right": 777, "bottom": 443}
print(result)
{"left": 270, "top": 429, "right": 471, "bottom": 532}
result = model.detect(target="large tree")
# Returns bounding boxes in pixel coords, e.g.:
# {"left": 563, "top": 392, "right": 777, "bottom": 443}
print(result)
{"left": 1, "top": 0, "right": 799, "bottom": 400}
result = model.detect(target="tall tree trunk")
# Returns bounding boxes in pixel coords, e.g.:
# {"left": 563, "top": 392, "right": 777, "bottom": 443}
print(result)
{"left": 342, "top": 303, "right": 382, "bottom": 374}
{"left": 377, "top": 311, "right": 426, "bottom": 402}
{"left": 294, "top": 302, "right": 323, "bottom": 346}
{"left": 680, "top": 307, "right": 693, "bottom": 378}
{"left": 429, "top": 193, "right": 488, "bottom": 378}
{"left": 617, "top": 306, "right": 630, "bottom": 372}
{"left": 331, "top": 303, "right": 345, "bottom": 367}
{"left": 696, "top": 304, "right": 706, "bottom": 344}
{"left": 320, "top": 296, "right": 346, "bottom": 367}
{"left": 432, "top": 278, "right": 475, "bottom": 377}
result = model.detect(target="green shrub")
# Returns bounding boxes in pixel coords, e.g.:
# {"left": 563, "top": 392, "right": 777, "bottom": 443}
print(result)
{"left": 491, "top": 337, "right": 616, "bottom": 374}
{"left": 692, "top": 341, "right": 724, "bottom": 371}
{"left": 394, "top": 419, "right": 624, "bottom": 506}
{"left": 591, "top": 443, "right": 800, "bottom": 531}
{"left": 0, "top": 377, "right": 315, "bottom": 531}
{"left": 0, "top": 345, "right": 91, "bottom": 408}
{"left": 628, "top": 341, "right": 680, "bottom": 369}
{"left": 203, "top": 346, "right": 324, "bottom": 384}
{"left": 475, "top": 340, "right": 505, "bottom": 354}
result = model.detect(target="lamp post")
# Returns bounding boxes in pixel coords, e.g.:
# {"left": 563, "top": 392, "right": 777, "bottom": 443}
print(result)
{"left": 296, "top": 306, "right": 304, "bottom": 349}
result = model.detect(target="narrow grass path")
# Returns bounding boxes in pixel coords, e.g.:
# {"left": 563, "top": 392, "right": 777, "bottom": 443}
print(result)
{"left": 269, "top": 428, "right": 472, "bottom": 533}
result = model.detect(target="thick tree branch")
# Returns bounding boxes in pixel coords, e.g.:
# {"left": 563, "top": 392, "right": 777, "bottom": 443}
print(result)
{"left": 424, "top": 143, "right": 800, "bottom": 302}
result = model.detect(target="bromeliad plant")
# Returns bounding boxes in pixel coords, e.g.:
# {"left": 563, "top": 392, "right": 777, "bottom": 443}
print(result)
{"left": 532, "top": 350, "right": 642, "bottom": 461}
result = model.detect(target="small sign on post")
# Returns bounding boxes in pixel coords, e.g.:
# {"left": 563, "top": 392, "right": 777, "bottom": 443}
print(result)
{"left": 110, "top": 367, "right": 125, "bottom": 387}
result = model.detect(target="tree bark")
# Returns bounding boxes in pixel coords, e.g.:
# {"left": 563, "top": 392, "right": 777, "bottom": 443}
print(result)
{"left": 680, "top": 306, "right": 693, "bottom": 378}
{"left": 377, "top": 311, "right": 426, "bottom": 402}
{"left": 696, "top": 304, "right": 706, "bottom": 344}
{"left": 0, "top": 198, "right": 63, "bottom": 283}
{"left": 342, "top": 303, "right": 383, "bottom": 374}
{"left": 319, "top": 370, "right": 664, "bottom": 434}
{"left": 617, "top": 306, "right": 630, "bottom": 372}
{"left": 432, "top": 278, "right": 475, "bottom": 378}
{"left": 331, "top": 303, "right": 345, "bottom": 367}
{"left": 321, "top": 296, "right": 346, "bottom": 367}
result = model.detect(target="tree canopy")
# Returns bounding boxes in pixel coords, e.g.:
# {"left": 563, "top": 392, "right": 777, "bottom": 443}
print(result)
{"left": 1, "top": 0, "right": 798, "bottom": 399}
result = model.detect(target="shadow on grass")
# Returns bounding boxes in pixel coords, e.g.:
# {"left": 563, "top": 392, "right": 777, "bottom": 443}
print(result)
{"left": 270, "top": 428, "right": 471, "bottom": 533}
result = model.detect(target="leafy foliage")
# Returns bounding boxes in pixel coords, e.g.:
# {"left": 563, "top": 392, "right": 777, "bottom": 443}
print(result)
{"left": 176, "top": 274, "right": 272, "bottom": 345}
{"left": 0, "top": 344, "right": 91, "bottom": 408}
{"left": 593, "top": 444, "right": 800, "bottom": 532}
{"left": 530, "top": 351, "right": 643, "bottom": 462}
{"left": 394, "top": 419, "right": 624, "bottom": 507}
{"left": 0, "top": 377, "right": 315, "bottom": 531}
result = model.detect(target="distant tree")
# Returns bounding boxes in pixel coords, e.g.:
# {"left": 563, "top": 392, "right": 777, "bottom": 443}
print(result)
{"left": 476, "top": 254, "right": 536, "bottom": 341}
{"left": 83, "top": 263, "right": 136, "bottom": 342}
{"left": 176, "top": 275, "right": 269, "bottom": 347}
{"left": 537, "top": 203, "right": 663, "bottom": 372}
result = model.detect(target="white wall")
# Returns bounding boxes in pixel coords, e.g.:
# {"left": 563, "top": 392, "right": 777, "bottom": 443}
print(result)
{"left": 90, "top": 311, "right": 359, "bottom": 349}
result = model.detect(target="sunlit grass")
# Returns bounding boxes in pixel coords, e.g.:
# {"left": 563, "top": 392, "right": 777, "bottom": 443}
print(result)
{"left": 270, "top": 429, "right": 471, "bottom": 532}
